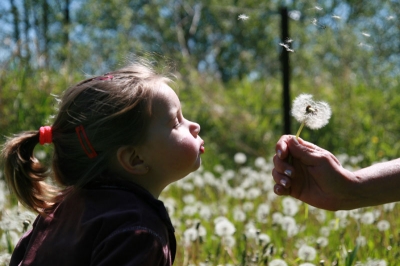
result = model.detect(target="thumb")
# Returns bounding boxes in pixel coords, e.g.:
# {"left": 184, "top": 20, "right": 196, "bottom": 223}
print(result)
{"left": 288, "top": 137, "right": 324, "bottom": 166}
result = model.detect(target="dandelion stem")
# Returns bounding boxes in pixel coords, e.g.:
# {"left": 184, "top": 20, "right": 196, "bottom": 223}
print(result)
{"left": 296, "top": 121, "right": 305, "bottom": 140}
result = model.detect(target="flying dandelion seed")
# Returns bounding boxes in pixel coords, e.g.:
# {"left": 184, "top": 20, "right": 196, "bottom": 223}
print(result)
{"left": 362, "top": 32, "right": 371, "bottom": 37}
{"left": 291, "top": 94, "right": 331, "bottom": 139}
{"left": 331, "top": 15, "right": 341, "bottom": 20}
{"left": 288, "top": 10, "right": 301, "bottom": 21}
{"left": 311, "top": 6, "right": 323, "bottom": 11}
{"left": 238, "top": 14, "right": 249, "bottom": 21}
{"left": 358, "top": 42, "right": 373, "bottom": 49}
{"left": 279, "top": 38, "right": 295, "bottom": 52}
{"left": 311, "top": 18, "right": 326, "bottom": 29}
{"left": 285, "top": 37, "right": 293, "bottom": 43}
{"left": 279, "top": 43, "right": 289, "bottom": 49}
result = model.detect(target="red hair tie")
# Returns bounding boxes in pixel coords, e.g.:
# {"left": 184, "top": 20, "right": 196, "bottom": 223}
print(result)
{"left": 39, "top": 126, "right": 52, "bottom": 145}
{"left": 75, "top": 125, "right": 98, "bottom": 159}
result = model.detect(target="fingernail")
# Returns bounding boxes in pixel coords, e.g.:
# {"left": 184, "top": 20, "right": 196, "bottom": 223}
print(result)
{"left": 274, "top": 185, "right": 282, "bottom": 195}
{"left": 280, "top": 179, "right": 287, "bottom": 187}
{"left": 284, "top": 169, "right": 292, "bottom": 177}
{"left": 277, "top": 150, "right": 282, "bottom": 159}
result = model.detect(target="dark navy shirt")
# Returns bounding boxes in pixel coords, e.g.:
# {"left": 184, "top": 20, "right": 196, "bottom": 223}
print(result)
{"left": 10, "top": 177, "right": 176, "bottom": 266}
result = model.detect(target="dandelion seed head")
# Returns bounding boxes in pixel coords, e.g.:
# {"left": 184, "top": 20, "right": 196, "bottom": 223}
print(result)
{"left": 214, "top": 218, "right": 236, "bottom": 236}
{"left": 256, "top": 203, "right": 270, "bottom": 223}
{"left": 319, "top": 226, "right": 330, "bottom": 237}
{"left": 259, "top": 233, "right": 271, "bottom": 245}
{"left": 199, "top": 205, "right": 213, "bottom": 220}
{"left": 243, "top": 201, "right": 254, "bottom": 212}
{"left": 356, "top": 235, "right": 367, "bottom": 247}
{"left": 234, "top": 152, "right": 247, "bottom": 164}
{"left": 269, "top": 258, "right": 288, "bottom": 266}
{"left": 246, "top": 187, "right": 261, "bottom": 200}
{"left": 291, "top": 94, "right": 331, "bottom": 130}
{"left": 254, "top": 156, "right": 267, "bottom": 168}
{"left": 298, "top": 245, "right": 317, "bottom": 261}
{"left": 383, "top": 202, "right": 396, "bottom": 211}
{"left": 316, "top": 236, "right": 329, "bottom": 247}
{"left": 238, "top": 14, "right": 249, "bottom": 21}
{"left": 282, "top": 197, "right": 300, "bottom": 216}
{"left": 183, "top": 194, "right": 196, "bottom": 204}
{"left": 272, "top": 212, "right": 284, "bottom": 224}
{"left": 232, "top": 187, "right": 246, "bottom": 199}
{"left": 221, "top": 235, "right": 236, "bottom": 248}
{"left": 233, "top": 208, "right": 247, "bottom": 222}
{"left": 183, "top": 227, "right": 198, "bottom": 245}
{"left": 360, "top": 211, "right": 375, "bottom": 225}
{"left": 244, "top": 222, "right": 258, "bottom": 239}
{"left": 376, "top": 220, "right": 390, "bottom": 231}
{"left": 182, "top": 205, "right": 198, "bottom": 216}
{"left": 213, "top": 164, "right": 224, "bottom": 173}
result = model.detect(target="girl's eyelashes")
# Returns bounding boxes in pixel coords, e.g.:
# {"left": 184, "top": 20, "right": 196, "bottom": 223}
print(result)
{"left": 173, "top": 118, "right": 181, "bottom": 128}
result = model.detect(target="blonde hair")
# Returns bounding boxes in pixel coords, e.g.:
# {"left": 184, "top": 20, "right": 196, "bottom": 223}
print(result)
{"left": 1, "top": 60, "right": 171, "bottom": 214}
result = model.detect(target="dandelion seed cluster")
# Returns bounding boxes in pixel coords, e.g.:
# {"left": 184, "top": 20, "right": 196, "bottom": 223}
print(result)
{"left": 291, "top": 93, "right": 331, "bottom": 131}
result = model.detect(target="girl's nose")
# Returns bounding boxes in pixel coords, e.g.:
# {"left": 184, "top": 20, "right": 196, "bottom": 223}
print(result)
{"left": 189, "top": 121, "right": 200, "bottom": 136}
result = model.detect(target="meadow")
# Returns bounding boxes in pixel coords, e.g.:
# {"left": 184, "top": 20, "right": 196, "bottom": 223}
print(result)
{"left": 0, "top": 151, "right": 396, "bottom": 266}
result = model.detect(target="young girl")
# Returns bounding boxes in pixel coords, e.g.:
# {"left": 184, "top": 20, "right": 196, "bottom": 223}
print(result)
{"left": 2, "top": 60, "right": 205, "bottom": 265}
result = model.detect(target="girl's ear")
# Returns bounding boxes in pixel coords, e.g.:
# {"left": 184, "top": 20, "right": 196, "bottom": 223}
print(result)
{"left": 116, "top": 146, "right": 149, "bottom": 175}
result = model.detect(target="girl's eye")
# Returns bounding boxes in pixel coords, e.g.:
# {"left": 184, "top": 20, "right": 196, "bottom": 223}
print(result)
{"left": 173, "top": 119, "right": 181, "bottom": 128}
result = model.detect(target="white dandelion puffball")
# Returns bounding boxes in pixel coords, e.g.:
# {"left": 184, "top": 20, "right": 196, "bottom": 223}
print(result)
{"left": 234, "top": 152, "right": 247, "bottom": 164}
{"left": 214, "top": 218, "right": 236, "bottom": 236}
{"left": 298, "top": 244, "right": 317, "bottom": 261}
{"left": 291, "top": 94, "right": 331, "bottom": 130}
{"left": 377, "top": 220, "right": 390, "bottom": 231}
{"left": 269, "top": 259, "right": 288, "bottom": 266}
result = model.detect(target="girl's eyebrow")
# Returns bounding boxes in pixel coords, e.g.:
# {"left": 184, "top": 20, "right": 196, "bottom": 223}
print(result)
{"left": 166, "top": 108, "right": 180, "bottom": 124}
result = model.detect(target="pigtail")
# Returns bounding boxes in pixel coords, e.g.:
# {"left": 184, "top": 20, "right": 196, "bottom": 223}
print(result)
{"left": 1, "top": 131, "right": 56, "bottom": 214}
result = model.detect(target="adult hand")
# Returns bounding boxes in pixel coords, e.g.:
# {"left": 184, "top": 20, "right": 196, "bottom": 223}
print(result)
{"left": 272, "top": 135, "right": 358, "bottom": 211}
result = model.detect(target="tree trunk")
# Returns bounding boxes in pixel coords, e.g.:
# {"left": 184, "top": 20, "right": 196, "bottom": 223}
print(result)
{"left": 9, "top": 0, "right": 21, "bottom": 59}
{"left": 42, "top": 0, "right": 49, "bottom": 68}
{"left": 23, "top": 0, "right": 31, "bottom": 64}
{"left": 61, "top": 0, "right": 70, "bottom": 63}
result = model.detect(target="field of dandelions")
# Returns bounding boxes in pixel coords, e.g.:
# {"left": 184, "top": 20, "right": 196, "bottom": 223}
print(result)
{"left": 0, "top": 152, "right": 397, "bottom": 266}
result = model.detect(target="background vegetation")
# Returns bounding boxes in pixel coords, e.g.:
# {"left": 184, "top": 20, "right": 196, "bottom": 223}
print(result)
{"left": 0, "top": 0, "right": 400, "bottom": 265}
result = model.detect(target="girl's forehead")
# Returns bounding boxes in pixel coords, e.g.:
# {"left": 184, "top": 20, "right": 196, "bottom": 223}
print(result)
{"left": 153, "top": 83, "right": 179, "bottom": 104}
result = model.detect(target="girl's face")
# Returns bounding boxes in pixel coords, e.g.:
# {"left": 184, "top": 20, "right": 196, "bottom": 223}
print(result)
{"left": 139, "top": 83, "right": 204, "bottom": 189}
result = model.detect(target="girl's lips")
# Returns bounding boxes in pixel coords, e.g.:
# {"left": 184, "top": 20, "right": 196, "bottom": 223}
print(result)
{"left": 200, "top": 142, "right": 205, "bottom": 154}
